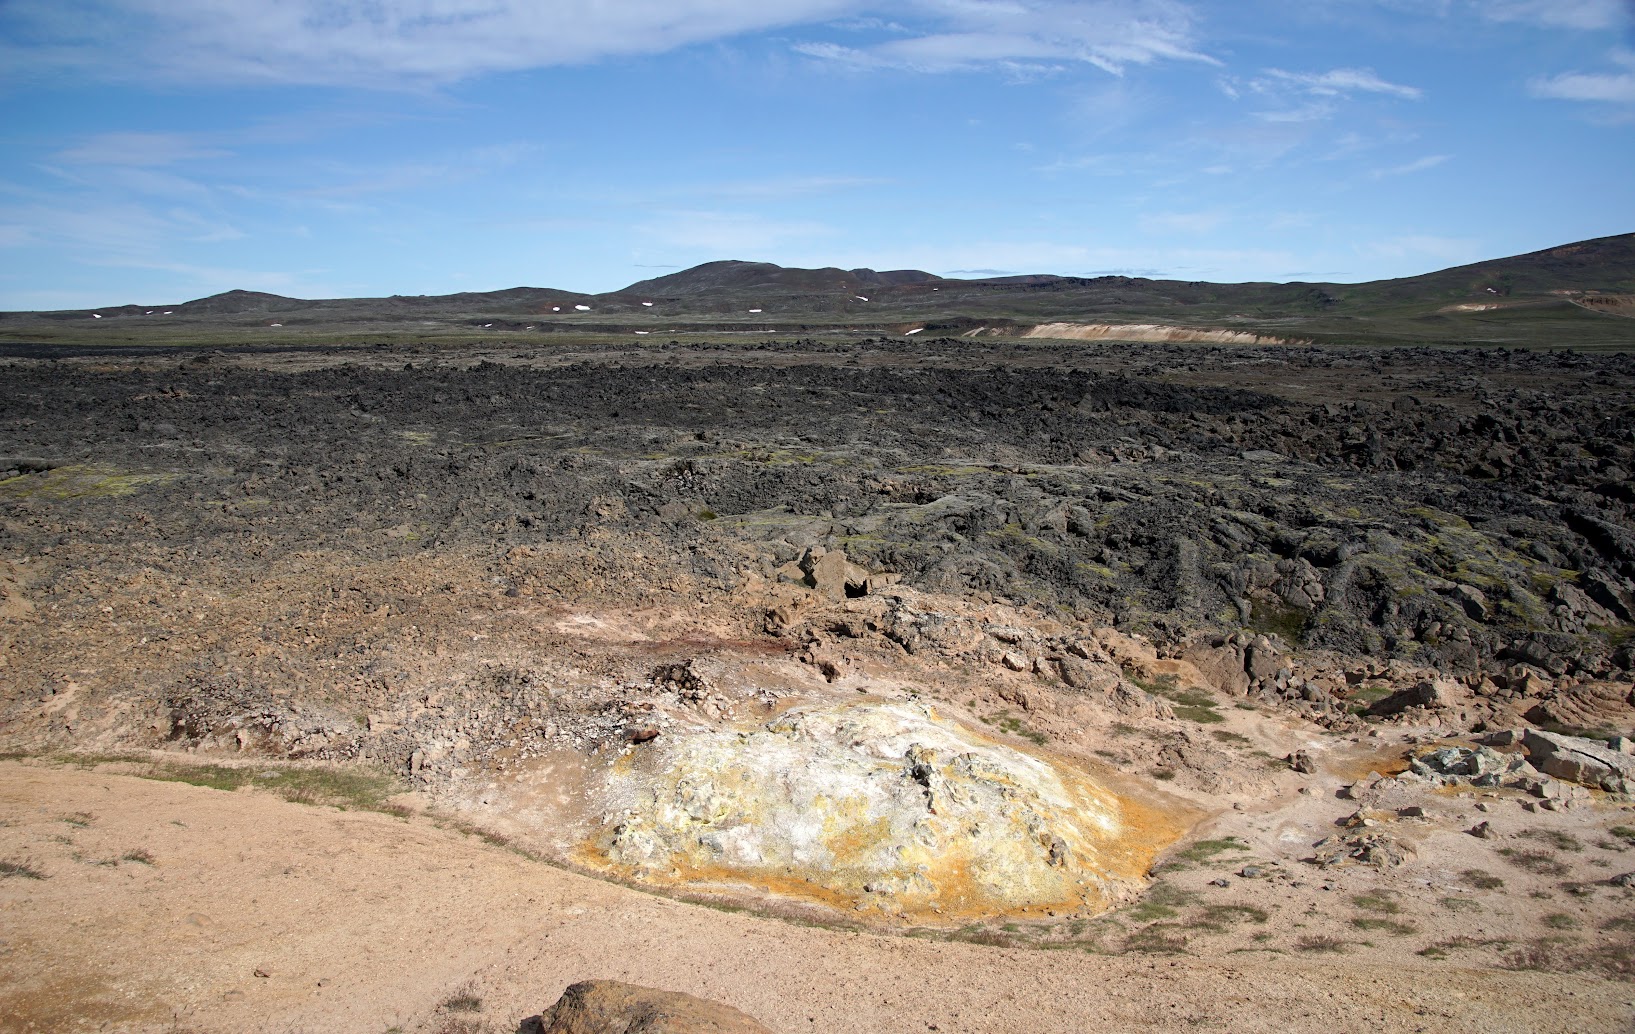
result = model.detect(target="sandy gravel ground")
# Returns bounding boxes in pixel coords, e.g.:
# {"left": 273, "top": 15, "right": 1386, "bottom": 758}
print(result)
{"left": 3, "top": 762, "right": 1631, "bottom": 1034}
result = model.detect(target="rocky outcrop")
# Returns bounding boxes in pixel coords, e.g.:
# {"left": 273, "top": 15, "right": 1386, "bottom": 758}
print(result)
{"left": 1523, "top": 729, "right": 1635, "bottom": 793}
{"left": 539, "top": 980, "right": 773, "bottom": 1034}
{"left": 1366, "top": 679, "right": 1466, "bottom": 717}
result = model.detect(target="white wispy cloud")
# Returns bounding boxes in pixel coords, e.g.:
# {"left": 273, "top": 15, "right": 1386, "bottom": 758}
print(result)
{"left": 1140, "top": 210, "right": 1227, "bottom": 235}
{"left": 1362, "top": 234, "right": 1482, "bottom": 265}
{"left": 2, "top": 1, "right": 1217, "bottom": 90}
{"left": 1371, "top": 154, "right": 1450, "bottom": 178}
{"left": 1260, "top": 67, "right": 1422, "bottom": 101}
{"left": 1530, "top": 50, "right": 1635, "bottom": 103}
{"left": 0, "top": 0, "right": 863, "bottom": 87}
{"left": 817, "top": 240, "right": 1301, "bottom": 282}
{"left": 682, "top": 175, "right": 890, "bottom": 201}
{"left": 794, "top": 0, "right": 1216, "bottom": 76}
{"left": 1255, "top": 101, "right": 1336, "bottom": 124}
{"left": 1479, "top": 0, "right": 1631, "bottom": 30}
{"left": 53, "top": 131, "right": 229, "bottom": 166}
{"left": 639, "top": 209, "right": 838, "bottom": 254}
{"left": 300, "top": 143, "right": 537, "bottom": 199}
{"left": 1220, "top": 65, "right": 1423, "bottom": 124}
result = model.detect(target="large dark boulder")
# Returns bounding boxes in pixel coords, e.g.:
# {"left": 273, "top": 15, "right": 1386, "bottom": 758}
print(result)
{"left": 538, "top": 980, "right": 774, "bottom": 1034}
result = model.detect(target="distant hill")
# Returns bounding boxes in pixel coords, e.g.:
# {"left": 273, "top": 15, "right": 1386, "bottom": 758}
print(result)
{"left": 617, "top": 261, "right": 941, "bottom": 298}
{"left": 176, "top": 290, "right": 304, "bottom": 315}
{"left": 4, "top": 232, "right": 1631, "bottom": 349}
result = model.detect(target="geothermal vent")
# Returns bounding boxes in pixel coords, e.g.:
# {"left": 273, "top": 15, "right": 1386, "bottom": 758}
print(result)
{"left": 589, "top": 701, "right": 1183, "bottom": 922}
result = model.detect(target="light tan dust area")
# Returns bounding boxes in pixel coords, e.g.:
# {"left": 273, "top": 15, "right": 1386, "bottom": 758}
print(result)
{"left": 2, "top": 762, "right": 1631, "bottom": 1034}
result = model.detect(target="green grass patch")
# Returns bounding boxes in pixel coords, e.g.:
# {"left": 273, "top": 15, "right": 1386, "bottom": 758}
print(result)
{"left": 1543, "top": 912, "right": 1581, "bottom": 930}
{"left": 33, "top": 752, "right": 400, "bottom": 812}
{"left": 1499, "top": 848, "right": 1570, "bottom": 877}
{"left": 1130, "top": 673, "right": 1225, "bottom": 724}
{"left": 1351, "top": 916, "right": 1417, "bottom": 935}
{"left": 1247, "top": 600, "right": 1308, "bottom": 646}
{"left": 1346, "top": 684, "right": 1395, "bottom": 707}
{"left": 1123, "top": 924, "right": 1191, "bottom": 954}
{"left": 1420, "top": 935, "right": 1508, "bottom": 958}
{"left": 1194, "top": 904, "right": 1269, "bottom": 929}
{"left": 1521, "top": 829, "right": 1583, "bottom": 853}
{"left": 1171, "top": 837, "right": 1250, "bottom": 866}
{"left": 1351, "top": 891, "right": 1402, "bottom": 914}
{"left": 1294, "top": 935, "right": 1348, "bottom": 953}
{"left": 1462, "top": 868, "right": 1505, "bottom": 890}
{"left": 986, "top": 710, "right": 1048, "bottom": 745}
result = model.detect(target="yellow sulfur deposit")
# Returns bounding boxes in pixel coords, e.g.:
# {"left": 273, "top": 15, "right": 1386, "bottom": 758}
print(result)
{"left": 591, "top": 701, "right": 1187, "bottom": 922}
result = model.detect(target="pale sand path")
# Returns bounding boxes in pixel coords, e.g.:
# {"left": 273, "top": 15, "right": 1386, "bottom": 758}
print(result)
{"left": 1, "top": 762, "right": 1629, "bottom": 1034}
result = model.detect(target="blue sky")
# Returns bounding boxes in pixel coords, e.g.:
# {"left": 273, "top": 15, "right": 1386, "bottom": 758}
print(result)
{"left": 2, "top": 0, "right": 1633, "bottom": 309}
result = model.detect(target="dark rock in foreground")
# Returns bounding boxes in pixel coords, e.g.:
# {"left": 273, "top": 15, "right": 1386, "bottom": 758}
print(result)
{"left": 539, "top": 980, "right": 774, "bottom": 1034}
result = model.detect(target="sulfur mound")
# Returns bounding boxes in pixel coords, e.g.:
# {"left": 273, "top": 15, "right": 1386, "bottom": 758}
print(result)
{"left": 592, "top": 701, "right": 1176, "bottom": 921}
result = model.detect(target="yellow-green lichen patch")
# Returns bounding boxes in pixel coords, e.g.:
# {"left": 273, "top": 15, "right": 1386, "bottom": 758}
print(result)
{"left": 0, "top": 463, "right": 180, "bottom": 502}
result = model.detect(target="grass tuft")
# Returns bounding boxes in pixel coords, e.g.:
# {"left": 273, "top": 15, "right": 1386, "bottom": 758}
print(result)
{"left": 0, "top": 860, "right": 47, "bottom": 880}
{"left": 440, "top": 985, "right": 483, "bottom": 1014}
{"left": 1351, "top": 916, "right": 1417, "bottom": 935}
{"left": 1123, "top": 924, "right": 1190, "bottom": 954}
{"left": 1499, "top": 848, "right": 1570, "bottom": 877}
{"left": 1351, "top": 891, "right": 1401, "bottom": 914}
{"left": 1520, "top": 829, "right": 1583, "bottom": 853}
{"left": 1295, "top": 935, "right": 1348, "bottom": 953}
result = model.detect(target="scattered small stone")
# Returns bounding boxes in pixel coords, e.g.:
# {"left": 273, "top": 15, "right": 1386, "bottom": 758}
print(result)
{"left": 1210, "top": 878, "right": 1230, "bottom": 887}
{"left": 628, "top": 727, "right": 660, "bottom": 744}
{"left": 1310, "top": 832, "right": 1414, "bottom": 869}
{"left": 253, "top": 968, "right": 271, "bottom": 978}
{"left": 1398, "top": 805, "right": 1425, "bottom": 818}
{"left": 1239, "top": 865, "right": 1264, "bottom": 878}
{"left": 1475, "top": 802, "right": 1492, "bottom": 812}
{"left": 1468, "top": 821, "right": 1495, "bottom": 839}
{"left": 1286, "top": 750, "right": 1317, "bottom": 774}
{"left": 1611, "top": 873, "right": 1635, "bottom": 888}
